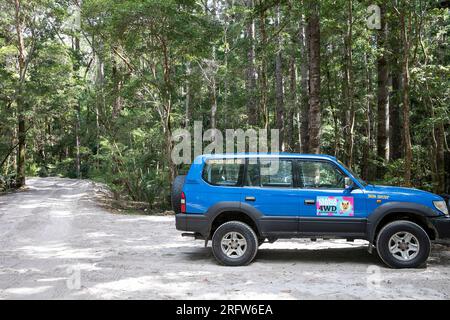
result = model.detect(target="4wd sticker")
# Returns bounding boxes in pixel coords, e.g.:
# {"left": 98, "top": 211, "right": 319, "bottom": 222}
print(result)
{"left": 316, "top": 196, "right": 354, "bottom": 216}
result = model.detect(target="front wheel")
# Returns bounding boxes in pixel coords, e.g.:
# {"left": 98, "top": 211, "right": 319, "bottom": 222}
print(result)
{"left": 211, "top": 221, "right": 258, "bottom": 266}
{"left": 376, "top": 220, "right": 431, "bottom": 269}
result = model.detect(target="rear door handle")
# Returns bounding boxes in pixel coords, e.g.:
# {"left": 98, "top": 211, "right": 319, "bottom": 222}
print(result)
{"left": 245, "top": 196, "right": 256, "bottom": 202}
{"left": 304, "top": 199, "right": 315, "bottom": 205}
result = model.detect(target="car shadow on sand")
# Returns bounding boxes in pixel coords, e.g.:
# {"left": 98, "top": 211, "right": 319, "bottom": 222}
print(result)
{"left": 183, "top": 245, "right": 386, "bottom": 266}
{"left": 183, "top": 242, "right": 450, "bottom": 267}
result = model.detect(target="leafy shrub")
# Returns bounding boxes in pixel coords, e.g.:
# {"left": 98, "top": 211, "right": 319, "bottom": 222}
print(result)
{"left": 0, "top": 173, "right": 16, "bottom": 191}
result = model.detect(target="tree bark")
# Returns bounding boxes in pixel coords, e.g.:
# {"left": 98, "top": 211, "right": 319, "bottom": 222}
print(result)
{"left": 112, "top": 57, "right": 123, "bottom": 119}
{"left": 258, "top": 5, "right": 269, "bottom": 128}
{"left": 74, "top": 3, "right": 82, "bottom": 179}
{"left": 400, "top": 7, "right": 412, "bottom": 186}
{"left": 362, "top": 53, "right": 373, "bottom": 181}
{"left": 210, "top": 1, "right": 218, "bottom": 129}
{"left": 286, "top": 55, "right": 296, "bottom": 152}
{"left": 184, "top": 62, "right": 191, "bottom": 129}
{"left": 306, "top": 1, "right": 321, "bottom": 154}
{"left": 376, "top": 4, "right": 389, "bottom": 177}
{"left": 275, "top": 4, "right": 285, "bottom": 150}
{"left": 388, "top": 6, "right": 403, "bottom": 162}
{"left": 389, "top": 71, "right": 403, "bottom": 160}
{"left": 14, "top": 0, "right": 26, "bottom": 188}
{"left": 343, "top": 0, "right": 355, "bottom": 167}
{"left": 299, "top": 15, "right": 309, "bottom": 153}
{"left": 245, "top": 0, "right": 257, "bottom": 126}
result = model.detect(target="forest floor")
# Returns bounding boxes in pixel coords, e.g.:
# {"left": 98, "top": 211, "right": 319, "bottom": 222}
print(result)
{"left": 0, "top": 177, "right": 450, "bottom": 300}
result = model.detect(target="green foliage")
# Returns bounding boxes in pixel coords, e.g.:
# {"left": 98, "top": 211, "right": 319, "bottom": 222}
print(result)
{"left": 1, "top": 0, "right": 449, "bottom": 207}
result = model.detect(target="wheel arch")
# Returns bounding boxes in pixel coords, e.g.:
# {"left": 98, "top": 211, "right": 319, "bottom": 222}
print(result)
{"left": 367, "top": 202, "right": 439, "bottom": 243}
{"left": 206, "top": 202, "right": 262, "bottom": 239}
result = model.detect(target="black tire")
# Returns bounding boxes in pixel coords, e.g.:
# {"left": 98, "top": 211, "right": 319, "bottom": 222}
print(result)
{"left": 376, "top": 220, "right": 431, "bottom": 269}
{"left": 211, "top": 221, "right": 258, "bottom": 266}
{"left": 171, "top": 175, "right": 186, "bottom": 213}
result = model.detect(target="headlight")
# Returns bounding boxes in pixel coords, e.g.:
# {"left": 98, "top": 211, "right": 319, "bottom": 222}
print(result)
{"left": 433, "top": 200, "right": 449, "bottom": 216}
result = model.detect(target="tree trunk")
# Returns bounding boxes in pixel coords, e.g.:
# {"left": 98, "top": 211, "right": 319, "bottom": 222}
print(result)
{"left": 258, "top": 5, "right": 269, "bottom": 128}
{"left": 389, "top": 71, "right": 403, "bottom": 160}
{"left": 445, "top": 148, "right": 450, "bottom": 194}
{"left": 426, "top": 83, "right": 446, "bottom": 194}
{"left": 434, "top": 122, "right": 446, "bottom": 195}
{"left": 14, "top": 0, "right": 26, "bottom": 188}
{"left": 75, "top": 104, "right": 81, "bottom": 179}
{"left": 275, "top": 4, "right": 285, "bottom": 150}
{"left": 93, "top": 41, "right": 104, "bottom": 168}
{"left": 299, "top": 16, "right": 309, "bottom": 153}
{"left": 400, "top": 8, "right": 412, "bottom": 186}
{"left": 184, "top": 62, "right": 191, "bottom": 129}
{"left": 343, "top": 0, "right": 355, "bottom": 167}
{"left": 286, "top": 55, "right": 296, "bottom": 152}
{"left": 376, "top": 4, "right": 389, "bottom": 177}
{"left": 325, "top": 49, "right": 338, "bottom": 157}
{"left": 306, "top": 1, "right": 321, "bottom": 154}
{"left": 209, "top": 1, "right": 218, "bottom": 129}
{"left": 245, "top": 0, "right": 257, "bottom": 126}
{"left": 112, "top": 57, "right": 123, "bottom": 119}
{"left": 362, "top": 53, "right": 373, "bottom": 181}
{"left": 74, "top": 4, "right": 82, "bottom": 179}
{"left": 388, "top": 12, "right": 403, "bottom": 162}
{"left": 210, "top": 79, "right": 217, "bottom": 129}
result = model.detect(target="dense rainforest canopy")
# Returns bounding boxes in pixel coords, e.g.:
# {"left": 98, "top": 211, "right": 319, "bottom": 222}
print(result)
{"left": 1, "top": 0, "right": 449, "bottom": 209}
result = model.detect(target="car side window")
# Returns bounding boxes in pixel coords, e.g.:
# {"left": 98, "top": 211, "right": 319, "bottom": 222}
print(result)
{"left": 299, "top": 161, "right": 346, "bottom": 189}
{"left": 245, "top": 159, "right": 293, "bottom": 188}
{"left": 245, "top": 160, "right": 260, "bottom": 187}
{"left": 202, "top": 159, "right": 243, "bottom": 186}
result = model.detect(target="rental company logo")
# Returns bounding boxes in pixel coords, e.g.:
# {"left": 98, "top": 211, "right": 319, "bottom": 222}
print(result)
{"left": 316, "top": 196, "right": 354, "bottom": 216}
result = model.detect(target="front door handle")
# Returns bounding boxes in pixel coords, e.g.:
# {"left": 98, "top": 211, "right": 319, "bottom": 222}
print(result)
{"left": 304, "top": 199, "right": 315, "bottom": 205}
{"left": 245, "top": 196, "right": 256, "bottom": 202}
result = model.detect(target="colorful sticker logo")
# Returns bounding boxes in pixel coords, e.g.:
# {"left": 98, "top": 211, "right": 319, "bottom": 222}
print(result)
{"left": 316, "top": 196, "right": 354, "bottom": 216}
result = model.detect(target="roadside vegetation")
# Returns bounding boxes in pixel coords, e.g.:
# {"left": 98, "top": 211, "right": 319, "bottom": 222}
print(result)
{"left": 1, "top": 0, "right": 449, "bottom": 210}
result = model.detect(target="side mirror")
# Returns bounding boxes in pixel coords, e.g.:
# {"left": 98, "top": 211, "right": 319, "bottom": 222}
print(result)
{"left": 344, "top": 177, "right": 354, "bottom": 191}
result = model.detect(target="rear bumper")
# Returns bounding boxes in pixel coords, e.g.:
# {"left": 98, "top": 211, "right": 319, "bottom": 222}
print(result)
{"left": 430, "top": 216, "right": 450, "bottom": 239}
{"left": 175, "top": 213, "right": 209, "bottom": 236}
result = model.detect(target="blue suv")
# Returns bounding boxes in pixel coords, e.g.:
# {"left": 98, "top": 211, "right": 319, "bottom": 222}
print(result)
{"left": 172, "top": 153, "right": 450, "bottom": 268}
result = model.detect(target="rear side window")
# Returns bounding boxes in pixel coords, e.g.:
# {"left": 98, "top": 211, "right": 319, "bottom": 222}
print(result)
{"left": 202, "top": 159, "right": 244, "bottom": 186}
{"left": 245, "top": 159, "right": 293, "bottom": 188}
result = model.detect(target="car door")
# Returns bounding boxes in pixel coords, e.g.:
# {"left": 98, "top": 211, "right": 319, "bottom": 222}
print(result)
{"left": 241, "top": 157, "right": 300, "bottom": 238}
{"left": 297, "top": 159, "right": 367, "bottom": 237}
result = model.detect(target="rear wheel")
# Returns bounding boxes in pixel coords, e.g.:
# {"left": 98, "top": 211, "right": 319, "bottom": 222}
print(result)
{"left": 376, "top": 220, "right": 430, "bottom": 268}
{"left": 171, "top": 175, "right": 186, "bottom": 213}
{"left": 211, "top": 221, "right": 258, "bottom": 266}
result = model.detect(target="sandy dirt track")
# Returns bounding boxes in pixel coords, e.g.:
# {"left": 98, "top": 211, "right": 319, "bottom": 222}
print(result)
{"left": 0, "top": 177, "right": 449, "bottom": 299}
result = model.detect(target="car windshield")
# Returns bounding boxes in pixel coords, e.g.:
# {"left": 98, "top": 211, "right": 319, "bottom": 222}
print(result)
{"left": 337, "top": 160, "right": 368, "bottom": 187}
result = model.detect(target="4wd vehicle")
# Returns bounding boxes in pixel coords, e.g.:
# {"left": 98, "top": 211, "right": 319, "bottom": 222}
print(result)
{"left": 173, "top": 153, "right": 450, "bottom": 268}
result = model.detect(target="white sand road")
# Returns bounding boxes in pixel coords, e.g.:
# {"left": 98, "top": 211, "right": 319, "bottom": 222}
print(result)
{"left": 0, "top": 177, "right": 449, "bottom": 300}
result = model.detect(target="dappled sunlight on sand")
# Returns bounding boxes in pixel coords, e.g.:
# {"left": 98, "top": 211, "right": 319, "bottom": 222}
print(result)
{"left": 1, "top": 177, "right": 449, "bottom": 300}
{"left": 15, "top": 243, "right": 105, "bottom": 260}
{"left": 5, "top": 286, "right": 52, "bottom": 295}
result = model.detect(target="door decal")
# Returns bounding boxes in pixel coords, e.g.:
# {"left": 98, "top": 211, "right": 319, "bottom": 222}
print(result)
{"left": 316, "top": 196, "right": 354, "bottom": 216}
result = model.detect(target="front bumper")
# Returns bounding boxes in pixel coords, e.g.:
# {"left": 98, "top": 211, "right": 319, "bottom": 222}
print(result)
{"left": 430, "top": 216, "right": 450, "bottom": 239}
{"left": 175, "top": 213, "right": 209, "bottom": 236}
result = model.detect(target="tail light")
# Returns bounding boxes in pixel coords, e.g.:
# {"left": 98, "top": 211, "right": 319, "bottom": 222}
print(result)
{"left": 180, "top": 192, "right": 186, "bottom": 213}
